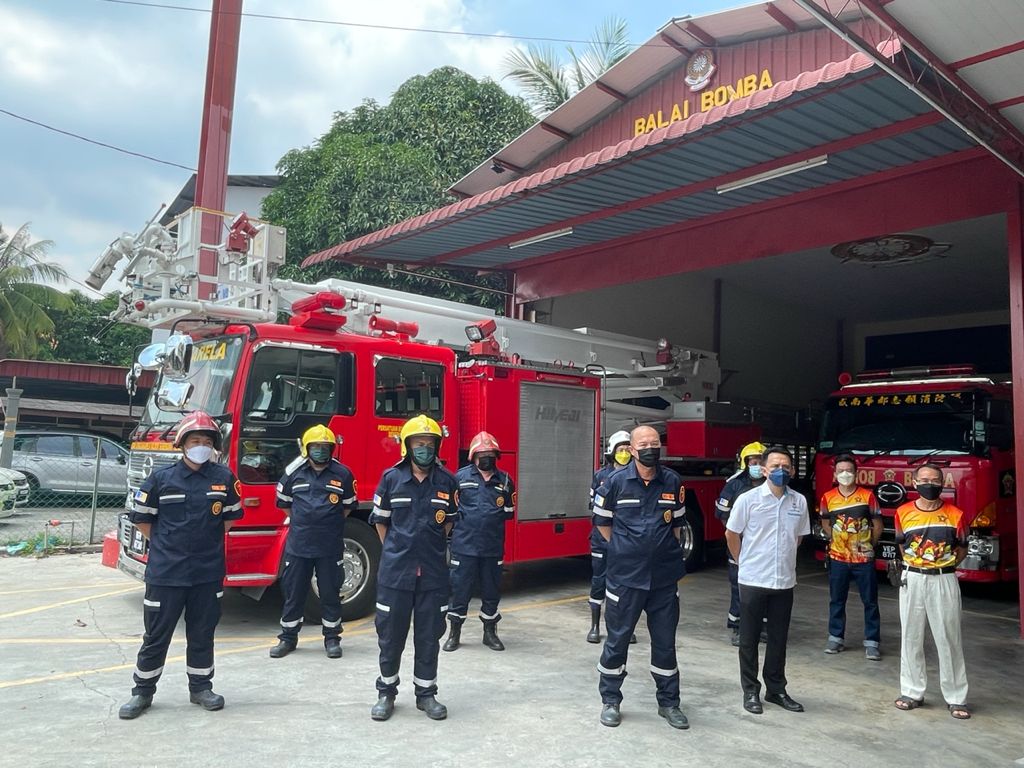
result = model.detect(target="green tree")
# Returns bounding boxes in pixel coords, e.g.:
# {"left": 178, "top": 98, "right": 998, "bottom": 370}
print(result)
{"left": 0, "top": 223, "right": 72, "bottom": 357}
{"left": 40, "top": 291, "right": 150, "bottom": 366}
{"left": 502, "top": 16, "right": 632, "bottom": 115}
{"left": 261, "top": 67, "right": 534, "bottom": 311}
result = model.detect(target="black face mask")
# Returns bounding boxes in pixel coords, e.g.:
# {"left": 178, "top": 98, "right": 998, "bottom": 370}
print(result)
{"left": 916, "top": 482, "right": 942, "bottom": 501}
{"left": 636, "top": 448, "right": 660, "bottom": 468}
{"left": 476, "top": 456, "right": 496, "bottom": 472}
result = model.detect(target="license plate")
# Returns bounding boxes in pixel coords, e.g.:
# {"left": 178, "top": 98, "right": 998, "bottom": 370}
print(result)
{"left": 879, "top": 543, "right": 898, "bottom": 560}
{"left": 130, "top": 527, "right": 147, "bottom": 555}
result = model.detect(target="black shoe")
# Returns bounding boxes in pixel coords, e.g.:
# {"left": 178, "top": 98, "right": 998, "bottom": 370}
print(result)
{"left": 743, "top": 693, "right": 763, "bottom": 714}
{"left": 658, "top": 706, "right": 690, "bottom": 730}
{"left": 416, "top": 695, "right": 448, "bottom": 720}
{"left": 118, "top": 694, "right": 152, "bottom": 720}
{"left": 482, "top": 620, "right": 505, "bottom": 651}
{"left": 765, "top": 692, "right": 804, "bottom": 712}
{"left": 325, "top": 638, "right": 342, "bottom": 659}
{"left": 370, "top": 695, "right": 395, "bottom": 721}
{"left": 189, "top": 690, "right": 225, "bottom": 711}
{"left": 586, "top": 604, "right": 601, "bottom": 644}
{"left": 442, "top": 619, "right": 462, "bottom": 652}
{"left": 629, "top": 633, "right": 638, "bottom": 644}
{"left": 600, "top": 703, "right": 621, "bottom": 727}
{"left": 730, "top": 629, "right": 741, "bottom": 647}
{"left": 269, "top": 640, "right": 296, "bottom": 658}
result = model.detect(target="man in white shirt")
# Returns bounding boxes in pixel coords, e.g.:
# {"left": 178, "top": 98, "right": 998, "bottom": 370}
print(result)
{"left": 725, "top": 447, "right": 809, "bottom": 715}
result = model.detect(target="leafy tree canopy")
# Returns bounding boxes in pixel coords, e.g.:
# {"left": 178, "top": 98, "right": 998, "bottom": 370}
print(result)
{"left": 262, "top": 66, "right": 534, "bottom": 311}
{"left": 38, "top": 291, "right": 150, "bottom": 367}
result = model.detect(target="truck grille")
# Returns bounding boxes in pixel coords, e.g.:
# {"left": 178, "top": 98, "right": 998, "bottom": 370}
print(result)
{"left": 127, "top": 451, "right": 179, "bottom": 491}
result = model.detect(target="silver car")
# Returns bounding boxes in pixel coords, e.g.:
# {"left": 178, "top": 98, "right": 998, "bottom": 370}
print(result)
{"left": 3, "top": 430, "right": 129, "bottom": 499}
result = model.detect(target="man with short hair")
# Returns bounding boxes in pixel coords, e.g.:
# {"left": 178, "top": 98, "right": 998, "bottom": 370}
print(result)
{"left": 593, "top": 426, "right": 689, "bottom": 731}
{"left": 893, "top": 463, "right": 970, "bottom": 719}
{"left": 819, "top": 454, "right": 883, "bottom": 659}
{"left": 725, "top": 446, "right": 809, "bottom": 715}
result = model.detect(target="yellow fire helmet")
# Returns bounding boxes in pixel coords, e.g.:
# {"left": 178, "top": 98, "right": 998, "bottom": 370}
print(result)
{"left": 739, "top": 441, "right": 767, "bottom": 464}
{"left": 399, "top": 414, "right": 443, "bottom": 457}
{"left": 300, "top": 424, "right": 336, "bottom": 458}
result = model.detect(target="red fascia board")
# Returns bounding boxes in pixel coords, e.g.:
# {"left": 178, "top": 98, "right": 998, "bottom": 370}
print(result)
{"left": 0, "top": 359, "right": 155, "bottom": 388}
{"left": 512, "top": 149, "right": 1006, "bottom": 302}
{"left": 950, "top": 39, "right": 1024, "bottom": 71}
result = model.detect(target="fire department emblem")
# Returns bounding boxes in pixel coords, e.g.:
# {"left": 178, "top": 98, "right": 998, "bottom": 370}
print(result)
{"left": 212, "top": 501, "right": 223, "bottom": 516}
{"left": 329, "top": 493, "right": 340, "bottom": 504}
{"left": 434, "top": 509, "right": 446, "bottom": 524}
{"left": 883, "top": 470, "right": 896, "bottom": 482}
{"left": 684, "top": 48, "right": 716, "bottom": 91}
{"left": 663, "top": 510, "right": 672, "bottom": 524}
{"left": 495, "top": 496, "right": 505, "bottom": 508}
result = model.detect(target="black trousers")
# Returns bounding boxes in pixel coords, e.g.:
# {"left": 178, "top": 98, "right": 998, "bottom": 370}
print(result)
{"left": 278, "top": 552, "right": 343, "bottom": 643}
{"left": 447, "top": 554, "right": 502, "bottom": 624}
{"left": 375, "top": 583, "right": 448, "bottom": 699}
{"left": 727, "top": 560, "right": 740, "bottom": 629}
{"left": 131, "top": 581, "right": 222, "bottom": 696}
{"left": 738, "top": 585, "right": 794, "bottom": 696}
{"left": 589, "top": 532, "right": 607, "bottom": 606}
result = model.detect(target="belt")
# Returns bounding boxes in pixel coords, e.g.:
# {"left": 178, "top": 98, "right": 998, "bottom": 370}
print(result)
{"left": 905, "top": 565, "right": 956, "bottom": 575}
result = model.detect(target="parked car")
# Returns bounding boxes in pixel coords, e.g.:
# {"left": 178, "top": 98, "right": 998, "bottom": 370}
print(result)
{"left": 0, "top": 473, "right": 17, "bottom": 519}
{"left": 0, "top": 467, "right": 31, "bottom": 507}
{"left": 2, "top": 430, "right": 129, "bottom": 499}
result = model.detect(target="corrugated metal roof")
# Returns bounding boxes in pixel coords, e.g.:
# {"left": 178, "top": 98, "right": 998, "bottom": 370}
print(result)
{"left": 0, "top": 360, "right": 155, "bottom": 389}
{"left": 305, "top": 43, "right": 974, "bottom": 271}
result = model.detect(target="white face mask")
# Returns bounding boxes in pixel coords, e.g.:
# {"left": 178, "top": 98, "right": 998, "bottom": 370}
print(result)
{"left": 185, "top": 445, "right": 214, "bottom": 465}
{"left": 836, "top": 470, "right": 855, "bottom": 486}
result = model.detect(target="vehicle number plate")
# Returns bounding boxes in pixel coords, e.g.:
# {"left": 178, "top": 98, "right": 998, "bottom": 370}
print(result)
{"left": 879, "top": 543, "right": 898, "bottom": 560}
{"left": 130, "top": 527, "right": 147, "bottom": 555}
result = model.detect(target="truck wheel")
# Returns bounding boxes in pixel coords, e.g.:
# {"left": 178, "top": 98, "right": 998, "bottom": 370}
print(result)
{"left": 679, "top": 502, "right": 705, "bottom": 572}
{"left": 305, "top": 518, "right": 381, "bottom": 622}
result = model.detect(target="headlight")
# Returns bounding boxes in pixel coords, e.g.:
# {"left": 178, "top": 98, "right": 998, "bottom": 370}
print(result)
{"left": 967, "top": 535, "right": 997, "bottom": 557}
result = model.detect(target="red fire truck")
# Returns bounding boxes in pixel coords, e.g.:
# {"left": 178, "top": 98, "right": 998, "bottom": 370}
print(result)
{"left": 93, "top": 208, "right": 756, "bottom": 617}
{"left": 813, "top": 366, "right": 1017, "bottom": 583}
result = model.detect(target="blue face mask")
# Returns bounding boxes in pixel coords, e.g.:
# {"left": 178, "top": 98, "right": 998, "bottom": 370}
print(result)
{"left": 411, "top": 445, "right": 436, "bottom": 468}
{"left": 748, "top": 464, "right": 764, "bottom": 480}
{"left": 768, "top": 468, "right": 791, "bottom": 487}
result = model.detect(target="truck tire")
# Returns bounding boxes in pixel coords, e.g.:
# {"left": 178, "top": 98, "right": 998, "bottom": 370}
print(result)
{"left": 679, "top": 499, "right": 705, "bottom": 572}
{"left": 304, "top": 518, "right": 381, "bottom": 622}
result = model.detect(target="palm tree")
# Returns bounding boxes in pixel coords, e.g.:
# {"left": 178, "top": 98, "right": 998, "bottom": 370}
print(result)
{"left": 502, "top": 17, "right": 632, "bottom": 115}
{"left": 0, "top": 222, "right": 72, "bottom": 357}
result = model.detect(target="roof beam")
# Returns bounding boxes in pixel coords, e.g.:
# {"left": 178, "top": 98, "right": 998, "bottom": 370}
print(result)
{"left": 594, "top": 80, "right": 628, "bottom": 102}
{"left": 949, "top": 39, "right": 1024, "bottom": 71}
{"left": 994, "top": 94, "right": 1024, "bottom": 111}
{"left": 658, "top": 33, "right": 691, "bottom": 57}
{"left": 763, "top": 2, "right": 799, "bottom": 33}
{"left": 490, "top": 158, "right": 525, "bottom": 174}
{"left": 539, "top": 122, "right": 573, "bottom": 141}
{"left": 682, "top": 21, "right": 717, "bottom": 47}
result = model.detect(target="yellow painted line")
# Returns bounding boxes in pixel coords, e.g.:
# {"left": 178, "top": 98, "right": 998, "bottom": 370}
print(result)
{"left": 502, "top": 593, "right": 589, "bottom": 613}
{"left": 0, "top": 582, "right": 133, "bottom": 596}
{"left": 0, "top": 586, "right": 144, "bottom": 620}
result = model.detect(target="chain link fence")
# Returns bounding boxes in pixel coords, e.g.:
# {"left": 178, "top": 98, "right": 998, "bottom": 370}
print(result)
{"left": 0, "top": 432, "right": 128, "bottom": 551}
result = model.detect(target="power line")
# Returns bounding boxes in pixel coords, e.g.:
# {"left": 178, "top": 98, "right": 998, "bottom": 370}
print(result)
{"left": 0, "top": 108, "right": 195, "bottom": 172}
{"left": 0, "top": 240, "right": 105, "bottom": 297}
{"left": 95, "top": 0, "right": 662, "bottom": 48}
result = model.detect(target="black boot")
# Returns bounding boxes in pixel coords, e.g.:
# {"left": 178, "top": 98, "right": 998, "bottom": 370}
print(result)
{"left": 118, "top": 694, "right": 152, "bottom": 720}
{"left": 416, "top": 695, "right": 448, "bottom": 720}
{"left": 371, "top": 695, "right": 395, "bottom": 721}
{"left": 442, "top": 618, "right": 463, "bottom": 652}
{"left": 325, "top": 637, "right": 342, "bottom": 658}
{"left": 189, "top": 689, "right": 225, "bottom": 711}
{"left": 587, "top": 604, "right": 602, "bottom": 644}
{"left": 482, "top": 619, "right": 505, "bottom": 651}
{"left": 269, "top": 640, "right": 296, "bottom": 658}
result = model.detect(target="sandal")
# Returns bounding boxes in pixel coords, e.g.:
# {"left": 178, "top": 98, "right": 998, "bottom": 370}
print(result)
{"left": 948, "top": 704, "right": 971, "bottom": 720}
{"left": 894, "top": 696, "right": 924, "bottom": 710}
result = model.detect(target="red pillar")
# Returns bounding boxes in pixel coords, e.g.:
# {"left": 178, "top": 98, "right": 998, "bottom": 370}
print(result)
{"left": 195, "top": 0, "right": 243, "bottom": 300}
{"left": 1008, "top": 180, "right": 1024, "bottom": 638}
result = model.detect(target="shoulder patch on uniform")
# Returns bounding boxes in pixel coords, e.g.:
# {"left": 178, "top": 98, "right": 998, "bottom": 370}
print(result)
{"left": 661, "top": 492, "right": 675, "bottom": 501}
{"left": 594, "top": 494, "right": 605, "bottom": 508}
{"left": 233, "top": 479, "right": 242, "bottom": 496}
{"left": 436, "top": 491, "right": 450, "bottom": 500}
{"left": 328, "top": 479, "right": 342, "bottom": 487}
{"left": 133, "top": 490, "right": 148, "bottom": 503}
{"left": 211, "top": 484, "right": 227, "bottom": 491}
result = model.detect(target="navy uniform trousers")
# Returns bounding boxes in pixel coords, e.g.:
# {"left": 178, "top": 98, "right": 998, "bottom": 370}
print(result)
{"left": 278, "top": 553, "right": 343, "bottom": 643}
{"left": 589, "top": 530, "right": 608, "bottom": 607}
{"left": 597, "top": 583, "right": 681, "bottom": 707}
{"left": 727, "top": 559, "right": 741, "bottom": 629}
{"left": 375, "top": 582, "right": 448, "bottom": 699}
{"left": 447, "top": 555, "right": 502, "bottom": 624}
{"left": 132, "top": 582, "right": 222, "bottom": 695}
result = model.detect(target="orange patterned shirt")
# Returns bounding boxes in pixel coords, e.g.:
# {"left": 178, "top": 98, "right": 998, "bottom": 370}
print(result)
{"left": 895, "top": 501, "right": 967, "bottom": 569}
{"left": 819, "top": 486, "right": 881, "bottom": 563}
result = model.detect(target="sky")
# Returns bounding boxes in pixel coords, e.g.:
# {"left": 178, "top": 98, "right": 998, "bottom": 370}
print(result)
{"left": 0, "top": 0, "right": 736, "bottom": 296}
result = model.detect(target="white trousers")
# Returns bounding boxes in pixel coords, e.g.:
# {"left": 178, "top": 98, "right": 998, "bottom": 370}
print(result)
{"left": 898, "top": 571, "right": 969, "bottom": 704}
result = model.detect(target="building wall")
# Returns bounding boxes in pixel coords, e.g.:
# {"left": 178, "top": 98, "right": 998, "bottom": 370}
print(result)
{"left": 227, "top": 186, "right": 274, "bottom": 218}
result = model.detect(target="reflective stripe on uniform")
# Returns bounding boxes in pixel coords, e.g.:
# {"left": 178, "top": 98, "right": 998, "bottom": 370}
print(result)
{"left": 430, "top": 498, "right": 447, "bottom": 506}
{"left": 673, "top": 508, "right": 685, "bottom": 518}
{"left": 605, "top": 590, "right": 620, "bottom": 603}
{"left": 134, "top": 504, "right": 158, "bottom": 516}
{"left": 216, "top": 592, "right": 224, "bottom": 599}
{"left": 478, "top": 610, "right": 499, "bottom": 620}
{"left": 375, "top": 602, "right": 391, "bottom": 613}
{"left": 459, "top": 482, "right": 479, "bottom": 488}
{"left": 134, "top": 666, "right": 163, "bottom": 679}
{"left": 223, "top": 503, "right": 241, "bottom": 513}
{"left": 280, "top": 618, "right": 302, "bottom": 628}
{"left": 372, "top": 507, "right": 391, "bottom": 518}
{"left": 440, "top": 605, "right": 449, "bottom": 613}
{"left": 447, "top": 612, "right": 468, "bottom": 619}
{"left": 206, "top": 491, "right": 227, "bottom": 498}
{"left": 650, "top": 665, "right": 678, "bottom": 676}
{"left": 390, "top": 497, "right": 412, "bottom": 504}
{"left": 186, "top": 665, "right": 214, "bottom": 676}
{"left": 593, "top": 508, "right": 613, "bottom": 518}
{"left": 591, "top": 552, "right": 604, "bottom": 559}
{"left": 379, "top": 673, "right": 399, "bottom": 684}
{"left": 322, "top": 618, "right": 342, "bottom": 628}
{"left": 142, "top": 599, "right": 161, "bottom": 607}
{"left": 450, "top": 559, "right": 460, "bottom": 566}
{"left": 617, "top": 499, "right": 641, "bottom": 506}
{"left": 597, "top": 662, "right": 625, "bottom": 676}
{"left": 276, "top": 493, "right": 293, "bottom": 503}
{"left": 413, "top": 676, "right": 437, "bottom": 688}
{"left": 292, "top": 483, "right": 310, "bottom": 491}
{"left": 588, "top": 598, "right": 603, "bottom": 606}
{"left": 159, "top": 494, "right": 185, "bottom": 503}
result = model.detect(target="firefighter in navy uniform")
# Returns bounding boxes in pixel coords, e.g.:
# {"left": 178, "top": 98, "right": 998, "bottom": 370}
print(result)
{"left": 118, "top": 411, "right": 242, "bottom": 720}
{"left": 269, "top": 424, "right": 357, "bottom": 659}
{"left": 593, "top": 426, "right": 689, "bottom": 730}
{"left": 587, "top": 430, "right": 634, "bottom": 644}
{"left": 715, "top": 441, "right": 767, "bottom": 647}
{"left": 442, "top": 431, "right": 515, "bottom": 653}
{"left": 369, "top": 415, "right": 459, "bottom": 722}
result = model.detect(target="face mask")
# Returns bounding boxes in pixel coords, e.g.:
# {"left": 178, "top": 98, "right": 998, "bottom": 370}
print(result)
{"left": 308, "top": 445, "right": 332, "bottom": 464}
{"left": 748, "top": 464, "right": 764, "bottom": 480}
{"left": 636, "top": 448, "right": 660, "bottom": 468}
{"left": 614, "top": 449, "right": 631, "bottom": 466}
{"left": 836, "top": 471, "right": 855, "bottom": 486}
{"left": 916, "top": 482, "right": 942, "bottom": 501}
{"left": 768, "top": 467, "right": 791, "bottom": 487}
{"left": 476, "top": 456, "right": 496, "bottom": 472}
{"left": 411, "top": 445, "right": 436, "bottom": 468}
{"left": 185, "top": 445, "right": 214, "bottom": 465}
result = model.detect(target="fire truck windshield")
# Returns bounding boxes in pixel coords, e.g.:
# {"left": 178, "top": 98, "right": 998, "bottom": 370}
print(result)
{"left": 142, "top": 335, "right": 244, "bottom": 426}
{"left": 819, "top": 390, "right": 976, "bottom": 455}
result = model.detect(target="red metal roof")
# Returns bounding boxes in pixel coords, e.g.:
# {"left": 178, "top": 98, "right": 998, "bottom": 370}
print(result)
{"left": 0, "top": 359, "right": 155, "bottom": 388}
